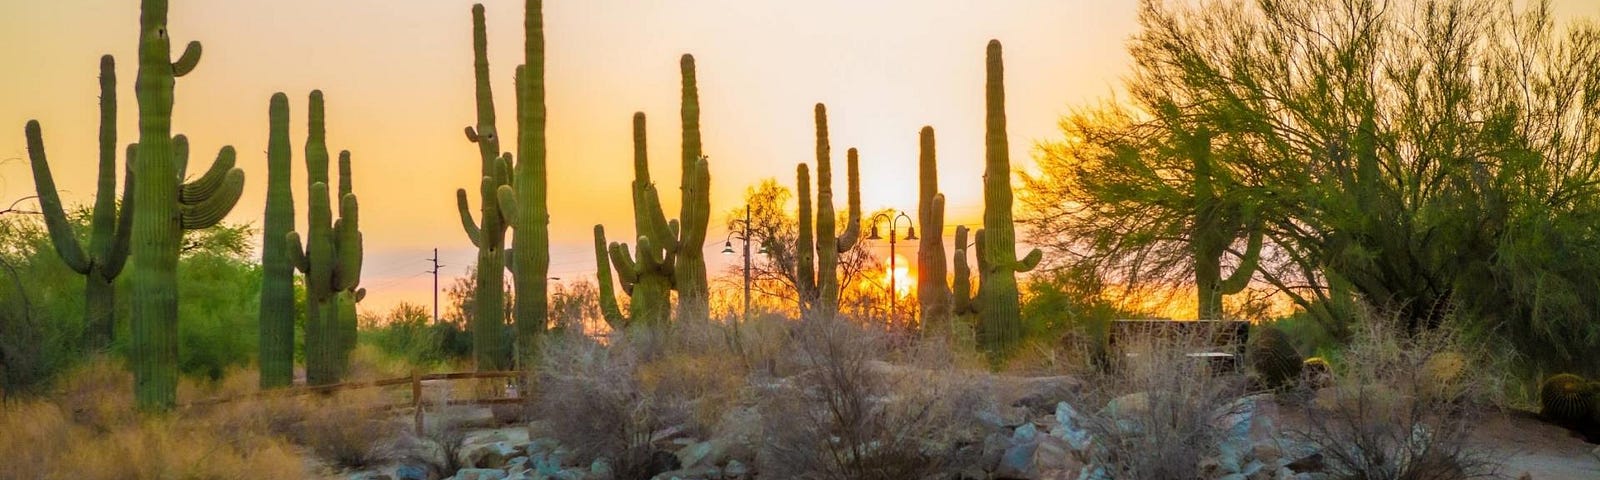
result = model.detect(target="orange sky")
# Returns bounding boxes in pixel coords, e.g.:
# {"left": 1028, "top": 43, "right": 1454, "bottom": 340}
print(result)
{"left": 4, "top": 1, "right": 1598, "bottom": 315}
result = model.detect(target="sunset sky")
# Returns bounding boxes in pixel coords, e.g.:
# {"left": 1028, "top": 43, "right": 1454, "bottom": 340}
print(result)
{"left": 4, "top": 0, "right": 1598, "bottom": 315}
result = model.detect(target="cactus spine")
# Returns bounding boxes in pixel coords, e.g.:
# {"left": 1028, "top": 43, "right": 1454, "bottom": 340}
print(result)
{"left": 258, "top": 93, "right": 295, "bottom": 388}
{"left": 600, "top": 113, "right": 676, "bottom": 327}
{"left": 457, "top": 4, "right": 512, "bottom": 370}
{"left": 975, "top": 40, "right": 1043, "bottom": 355}
{"left": 286, "top": 91, "right": 362, "bottom": 386}
{"left": 794, "top": 105, "right": 862, "bottom": 320}
{"left": 916, "top": 126, "right": 952, "bottom": 329}
{"left": 25, "top": 55, "right": 133, "bottom": 351}
{"left": 496, "top": 0, "right": 550, "bottom": 359}
{"left": 130, "top": 0, "right": 247, "bottom": 410}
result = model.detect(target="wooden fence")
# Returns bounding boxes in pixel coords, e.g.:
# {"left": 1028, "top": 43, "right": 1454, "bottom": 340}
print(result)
{"left": 185, "top": 370, "right": 525, "bottom": 434}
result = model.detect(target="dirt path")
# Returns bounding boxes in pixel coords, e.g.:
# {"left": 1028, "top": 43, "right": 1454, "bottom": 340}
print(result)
{"left": 1473, "top": 411, "right": 1599, "bottom": 480}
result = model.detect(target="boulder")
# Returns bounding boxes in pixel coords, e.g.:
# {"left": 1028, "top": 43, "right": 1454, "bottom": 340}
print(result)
{"left": 1004, "top": 376, "right": 1084, "bottom": 414}
{"left": 454, "top": 469, "right": 507, "bottom": 480}
{"left": 996, "top": 423, "right": 1041, "bottom": 478}
{"left": 461, "top": 441, "right": 522, "bottom": 469}
{"left": 674, "top": 441, "right": 715, "bottom": 469}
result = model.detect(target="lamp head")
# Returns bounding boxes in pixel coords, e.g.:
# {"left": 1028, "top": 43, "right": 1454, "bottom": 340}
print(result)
{"left": 721, "top": 241, "right": 735, "bottom": 255}
{"left": 905, "top": 226, "right": 918, "bottom": 240}
{"left": 867, "top": 224, "right": 882, "bottom": 240}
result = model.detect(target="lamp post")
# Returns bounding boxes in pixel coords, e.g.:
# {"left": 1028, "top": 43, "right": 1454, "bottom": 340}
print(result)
{"left": 867, "top": 211, "right": 917, "bottom": 321}
{"left": 722, "top": 206, "right": 766, "bottom": 323}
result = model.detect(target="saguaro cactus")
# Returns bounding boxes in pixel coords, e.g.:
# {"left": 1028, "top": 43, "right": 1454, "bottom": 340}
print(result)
{"left": 599, "top": 113, "right": 677, "bottom": 327}
{"left": 457, "top": 4, "right": 512, "bottom": 370}
{"left": 673, "top": 55, "right": 712, "bottom": 321}
{"left": 593, "top": 225, "right": 627, "bottom": 328}
{"left": 129, "top": 0, "right": 247, "bottom": 410}
{"left": 1187, "top": 127, "right": 1263, "bottom": 320}
{"left": 975, "top": 40, "right": 1042, "bottom": 355}
{"left": 286, "top": 91, "right": 363, "bottom": 386}
{"left": 952, "top": 225, "right": 980, "bottom": 317}
{"left": 25, "top": 55, "right": 133, "bottom": 351}
{"left": 916, "top": 126, "right": 952, "bottom": 329}
{"left": 258, "top": 93, "right": 295, "bottom": 388}
{"left": 496, "top": 0, "right": 551, "bottom": 359}
{"left": 794, "top": 104, "right": 861, "bottom": 320}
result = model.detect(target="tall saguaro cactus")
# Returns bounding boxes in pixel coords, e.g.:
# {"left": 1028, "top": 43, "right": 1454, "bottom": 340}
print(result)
{"left": 673, "top": 55, "right": 712, "bottom": 321}
{"left": 286, "top": 91, "right": 363, "bottom": 386}
{"left": 457, "top": 4, "right": 512, "bottom": 370}
{"left": 258, "top": 93, "right": 295, "bottom": 388}
{"left": 497, "top": 0, "right": 551, "bottom": 359}
{"left": 600, "top": 113, "right": 677, "bottom": 327}
{"left": 129, "top": 0, "right": 247, "bottom": 410}
{"left": 1187, "top": 127, "right": 1263, "bottom": 320}
{"left": 25, "top": 55, "right": 133, "bottom": 350}
{"left": 916, "top": 126, "right": 953, "bottom": 329}
{"left": 794, "top": 104, "right": 861, "bottom": 320}
{"left": 975, "top": 40, "right": 1042, "bottom": 356}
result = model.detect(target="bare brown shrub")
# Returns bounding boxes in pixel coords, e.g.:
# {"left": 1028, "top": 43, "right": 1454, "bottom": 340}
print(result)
{"left": 756, "top": 318, "right": 994, "bottom": 480}
{"left": 1291, "top": 309, "right": 1503, "bottom": 480}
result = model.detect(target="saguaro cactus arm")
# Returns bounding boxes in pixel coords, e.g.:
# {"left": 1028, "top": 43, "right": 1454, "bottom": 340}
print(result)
{"left": 24, "top": 121, "right": 92, "bottom": 274}
{"left": 837, "top": 147, "right": 862, "bottom": 252}
{"left": 178, "top": 169, "right": 244, "bottom": 229}
{"left": 287, "top": 232, "right": 309, "bottom": 273}
{"left": 456, "top": 188, "right": 482, "bottom": 247}
{"left": 594, "top": 225, "right": 627, "bottom": 328}
{"left": 103, "top": 146, "right": 136, "bottom": 280}
{"left": 332, "top": 193, "right": 362, "bottom": 291}
{"left": 170, "top": 41, "right": 202, "bottom": 77}
{"left": 1218, "top": 223, "right": 1264, "bottom": 294}
{"left": 180, "top": 146, "right": 237, "bottom": 203}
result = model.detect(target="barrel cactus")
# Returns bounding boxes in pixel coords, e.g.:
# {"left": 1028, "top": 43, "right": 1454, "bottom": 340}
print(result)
{"left": 1540, "top": 373, "right": 1593, "bottom": 426}
{"left": 25, "top": 55, "right": 132, "bottom": 351}
{"left": 1301, "top": 357, "right": 1333, "bottom": 389}
{"left": 1246, "top": 326, "right": 1302, "bottom": 390}
{"left": 1420, "top": 351, "right": 1467, "bottom": 401}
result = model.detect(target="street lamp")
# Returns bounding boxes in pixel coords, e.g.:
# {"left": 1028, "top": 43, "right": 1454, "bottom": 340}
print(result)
{"left": 723, "top": 206, "right": 763, "bottom": 324}
{"left": 867, "top": 210, "right": 917, "bottom": 321}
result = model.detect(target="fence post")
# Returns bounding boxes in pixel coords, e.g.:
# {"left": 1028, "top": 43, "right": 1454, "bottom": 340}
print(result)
{"left": 412, "top": 371, "right": 424, "bottom": 435}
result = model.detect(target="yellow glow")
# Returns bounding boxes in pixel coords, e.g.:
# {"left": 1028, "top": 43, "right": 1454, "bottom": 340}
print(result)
{"left": 880, "top": 253, "right": 914, "bottom": 299}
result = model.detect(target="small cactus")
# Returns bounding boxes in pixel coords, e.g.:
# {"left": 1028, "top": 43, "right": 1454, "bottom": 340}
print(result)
{"left": 1540, "top": 373, "right": 1593, "bottom": 426}
{"left": 1247, "top": 326, "right": 1302, "bottom": 390}
{"left": 1301, "top": 357, "right": 1333, "bottom": 389}
{"left": 1420, "top": 351, "right": 1467, "bottom": 401}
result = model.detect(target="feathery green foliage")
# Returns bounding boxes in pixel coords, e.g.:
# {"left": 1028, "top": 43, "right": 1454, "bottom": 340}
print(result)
{"left": 129, "top": 0, "right": 247, "bottom": 410}
{"left": 25, "top": 55, "right": 133, "bottom": 351}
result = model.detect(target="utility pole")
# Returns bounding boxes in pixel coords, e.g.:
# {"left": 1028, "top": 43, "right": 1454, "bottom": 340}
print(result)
{"left": 427, "top": 248, "right": 443, "bottom": 324}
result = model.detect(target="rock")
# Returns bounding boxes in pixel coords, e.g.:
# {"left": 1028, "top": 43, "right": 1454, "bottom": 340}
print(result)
{"left": 393, "top": 465, "right": 428, "bottom": 480}
{"left": 649, "top": 465, "right": 720, "bottom": 480}
{"left": 590, "top": 458, "right": 614, "bottom": 480}
{"left": 644, "top": 450, "right": 682, "bottom": 478}
{"left": 1216, "top": 474, "right": 1247, "bottom": 480}
{"left": 997, "top": 423, "right": 1042, "bottom": 478}
{"left": 1101, "top": 392, "right": 1150, "bottom": 419}
{"left": 650, "top": 425, "right": 688, "bottom": 443}
{"left": 1284, "top": 452, "right": 1325, "bottom": 473}
{"left": 724, "top": 459, "right": 750, "bottom": 479}
{"left": 675, "top": 441, "right": 715, "bottom": 469}
{"left": 981, "top": 432, "right": 1009, "bottom": 472}
{"left": 461, "top": 441, "right": 522, "bottom": 469}
{"left": 454, "top": 469, "right": 507, "bottom": 480}
{"left": 527, "top": 437, "right": 561, "bottom": 454}
{"left": 1005, "top": 375, "right": 1085, "bottom": 414}
{"left": 1052, "top": 401, "right": 1092, "bottom": 450}
{"left": 1033, "top": 434, "right": 1084, "bottom": 473}
{"left": 346, "top": 473, "right": 393, "bottom": 480}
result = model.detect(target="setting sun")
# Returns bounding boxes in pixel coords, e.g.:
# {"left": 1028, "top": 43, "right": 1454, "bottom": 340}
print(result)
{"left": 879, "top": 253, "right": 915, "bottom": 299}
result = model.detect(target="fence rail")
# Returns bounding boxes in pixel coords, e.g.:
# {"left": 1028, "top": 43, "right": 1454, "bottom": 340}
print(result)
{"left": 185, "top": 370, "right": 526, "bottom": 434}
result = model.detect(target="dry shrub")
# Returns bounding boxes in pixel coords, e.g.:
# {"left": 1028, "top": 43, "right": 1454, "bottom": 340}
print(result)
{"left": 536, "top": 330, "right": 685, "bottom": 478}
{"left": 1292, "top": 309, "right": 1503, "bottom": 479}
{"left": 757, "top": 318, "right": 992, "bottom": 480}
{"left": 396, "top": 405, "right": 474, "bottom": 477}
{"left": 637, "top": 349, "right": 745, "bottom": 431}
{"left": 2, "top": 372, "right": 311, "bottom": 479}
{"left": 281, "top": 388, "right": 403, "bottom": 470}
{"left": 49, "top": 356, "right": 136, "bottom": 431}
{"left": 1068, "top": 323, "right": 1249, "bottom": 479}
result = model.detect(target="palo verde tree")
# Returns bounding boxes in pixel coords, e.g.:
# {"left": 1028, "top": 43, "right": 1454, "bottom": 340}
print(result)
{"left": 129, "top": 0, "right": 248, "bottom": 410}
{"left": 25, "top": 55, "right": 133, "bottom": 351}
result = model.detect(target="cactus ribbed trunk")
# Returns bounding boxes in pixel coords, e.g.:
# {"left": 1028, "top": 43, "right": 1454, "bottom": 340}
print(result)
{"left": 794, "top": 104, "right": 861, "bottom": 321}
{"left": 593, "top": 225, "right": 626, "bottom": 328}
{"left": 1187, "top": 127, "right": 1263, "bottom": 320}
{"left": 603, "top": 113, "right": 673, "bottom": 327}
{"left": 258, "top": 93, "right": 295, "bottom": 388}
{"left": 131, "top": 0, "right": 246, "bottom": 410}
{"left": 289, "top": 92, "right": 362, "bottom": 386}
{"left": 976, "top": 40, "right": 1041, "bottom": 357}
{"left": 917, "top": 127, "right": 952, "bottom": 330}
{"left": 457, "top": 4, "right": 510, "bottom": 370}
{"left": 507, "top": 0, "right": 551, "bottom": 361}
{"left": 674, "top": 55, "right": 711, "bottom": 321}
{"left": 26, "top": 55, "right": 132, "bottom": 352}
